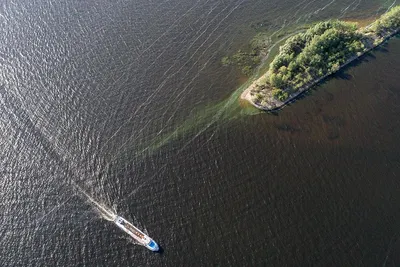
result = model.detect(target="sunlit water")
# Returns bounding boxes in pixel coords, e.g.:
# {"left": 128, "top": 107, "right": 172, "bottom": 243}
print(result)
{"left": 0, "top": 0, "right": 399, "bottom": 266}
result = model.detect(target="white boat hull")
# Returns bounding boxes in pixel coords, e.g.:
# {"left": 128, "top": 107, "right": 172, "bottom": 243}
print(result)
{"left": 114, "top": 216, "right": 159, "bottom": 252}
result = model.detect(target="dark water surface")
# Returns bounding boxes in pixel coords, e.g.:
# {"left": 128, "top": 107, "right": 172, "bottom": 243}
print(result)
{"left": 1, "top": 0, "right": 400, "bottom": 266}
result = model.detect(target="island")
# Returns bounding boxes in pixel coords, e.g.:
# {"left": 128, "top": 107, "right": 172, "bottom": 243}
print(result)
{"left": 241, "top": 5, "right": 400, "bottom": 111}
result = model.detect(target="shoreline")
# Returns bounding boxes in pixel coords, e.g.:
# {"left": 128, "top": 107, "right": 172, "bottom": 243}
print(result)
{"left": 240, "top": 28, "right": 399, "bottom": 111}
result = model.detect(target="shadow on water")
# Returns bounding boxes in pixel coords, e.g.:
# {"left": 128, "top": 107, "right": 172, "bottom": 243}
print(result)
{"left": 105, "top": 26, "right": 321, "bottom": 163}
{"left": 110, "top": 31, "right": 399, "bottom": 165}
{"left": 276, "top": 42, "right": 393, "bottom": 111}
{"left": 134, "top": 45, "right": 372, "bottom": 151}
{"left": 376, "top": 46, "right": 389, "bottom": 53}
{"left": 268, "top": 110, "right": 280, "bottom": 116}
{"left": 335, "top": 70, "right": 353, "bottom": 80}
{"left": 155, "top": 246, "right": 164, "bottom": 254}
{"left": 333, "top": 50, "right": 380, "bottom": 79}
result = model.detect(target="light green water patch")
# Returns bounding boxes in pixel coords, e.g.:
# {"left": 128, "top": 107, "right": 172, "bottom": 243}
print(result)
{"left": 113, "top": 22, "right": 345, "bottom": 162}
{"left": 137, "top": 90, "right": 248, "bottom": 155}
{"left": 112, "top": 6, "right": 400, "bottom": 164}
{"left": 222, "top": 23, "right": 311, "bottom": 77}
{"left": 133, "top": 72, "right": 268, "bottom": 157}
{"left": 110, "top": 82, "right": 260, "bottom": 166}
{"left": 113, "top": 29, "right": 307, "bottom": 162}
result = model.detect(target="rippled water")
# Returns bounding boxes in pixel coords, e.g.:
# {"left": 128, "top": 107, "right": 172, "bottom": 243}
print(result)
{"left": 0, "top": 0, "right": 399, "bottom": 266}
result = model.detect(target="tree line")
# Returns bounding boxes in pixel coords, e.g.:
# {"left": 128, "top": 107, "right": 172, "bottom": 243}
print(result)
{"left": 260, "top": 5, "right": 400, "bottom": 102}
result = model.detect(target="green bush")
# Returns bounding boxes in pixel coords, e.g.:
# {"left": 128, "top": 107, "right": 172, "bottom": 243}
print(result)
{"left": 272, "top": 88, "right": 289, "bottom": 101}
{"left": 268, "top": 19, "right": 367, "bottom": 91}
{"left": 248, "top": 6, "right": 400, "bottom": 106}
{"left": 369, "top": 6, "right": 400, "bottom": 36}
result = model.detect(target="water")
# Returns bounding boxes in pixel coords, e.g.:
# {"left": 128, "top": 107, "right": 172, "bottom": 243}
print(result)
{"left": 0, "top": 0, "right": 399, "bottom": 266}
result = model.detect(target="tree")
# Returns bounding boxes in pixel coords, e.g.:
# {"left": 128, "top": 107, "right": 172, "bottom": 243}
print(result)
{"left": 279, "top": 66, "right": 288, "bottom": 75}
{"left": 270, "top": 73, "right": 285, "bottom": 88}
{"left": 331, "top": 63, "right": 340, "bottom": 72}
{"left": 272, "top": 89, "right": 289, "bottom": 101}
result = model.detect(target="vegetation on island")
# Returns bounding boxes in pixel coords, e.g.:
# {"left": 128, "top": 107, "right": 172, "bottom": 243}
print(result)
{"left": 367, "top": 5, "right": 400, "bottom": 37}
{"left": 248, "top": 5, "right": 400, "bottom": 107}
{"left": 221, "top": 25, "right": 311, "bottom": 77}
{"left": 267, "top": 20, "right": 365, "bottom": 98}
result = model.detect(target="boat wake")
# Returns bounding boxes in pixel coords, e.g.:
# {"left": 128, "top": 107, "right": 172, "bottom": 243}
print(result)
{"left": 71, "top": 182, "right": 157, "bottom": 249}
{"left": 71, "top": 181, "right": 116, "bottom": 221}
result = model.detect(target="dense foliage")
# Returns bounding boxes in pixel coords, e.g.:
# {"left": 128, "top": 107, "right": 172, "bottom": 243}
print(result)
{"left": 367, "top": 6, "right": 400, "bottom": 36}
{"left": 262, "top": 6, "right": 400, "bottom": 102}
{"left": 268, "top": 20, "right": 365, "bottom": 96}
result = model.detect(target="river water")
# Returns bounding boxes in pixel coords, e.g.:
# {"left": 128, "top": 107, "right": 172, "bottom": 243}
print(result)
{"left": 1, "top": 0, "right": 399, "bottom": 266}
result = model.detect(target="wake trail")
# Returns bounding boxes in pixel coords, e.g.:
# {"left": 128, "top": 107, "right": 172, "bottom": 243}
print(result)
{"left": 352, "top": 0, "right": 362, "bottom": 11}
{"left": 121, "top": 164, "right": 167, "bottom": 203}
{"left": 142, "top": 0, "right": 214, "bottom": 75}
{"left": 71, "top": 180, "right": 116, "bottom": 221}
{"left": 339, "top": 0, "right": 358, "bottom": 18}
{"left": 160, "top": 0, "right": 244, "bottom": 123}
{"left": 295, "top": 0, "right": 318, "bottom": 23}
{"left": 98, "top": 0, "right": 205, "bottom": 152}
{"left": 139, "top": 0, "right": 202, "bottom": 56}
{"left": 128, "top": 0, "right": 233, "bottom": 114}
{"left": 100, "top": 0, "right": 243, "bottom": 161}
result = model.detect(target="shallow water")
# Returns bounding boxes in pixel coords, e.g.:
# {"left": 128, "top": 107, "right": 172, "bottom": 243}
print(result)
{"left": 0, "top": 0, "right": 399, "bottom": 266}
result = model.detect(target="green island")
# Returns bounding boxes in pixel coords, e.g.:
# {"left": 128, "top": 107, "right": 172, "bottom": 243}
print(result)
{"left": 240, "top": 5, "right": 400, "bottom": 111}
